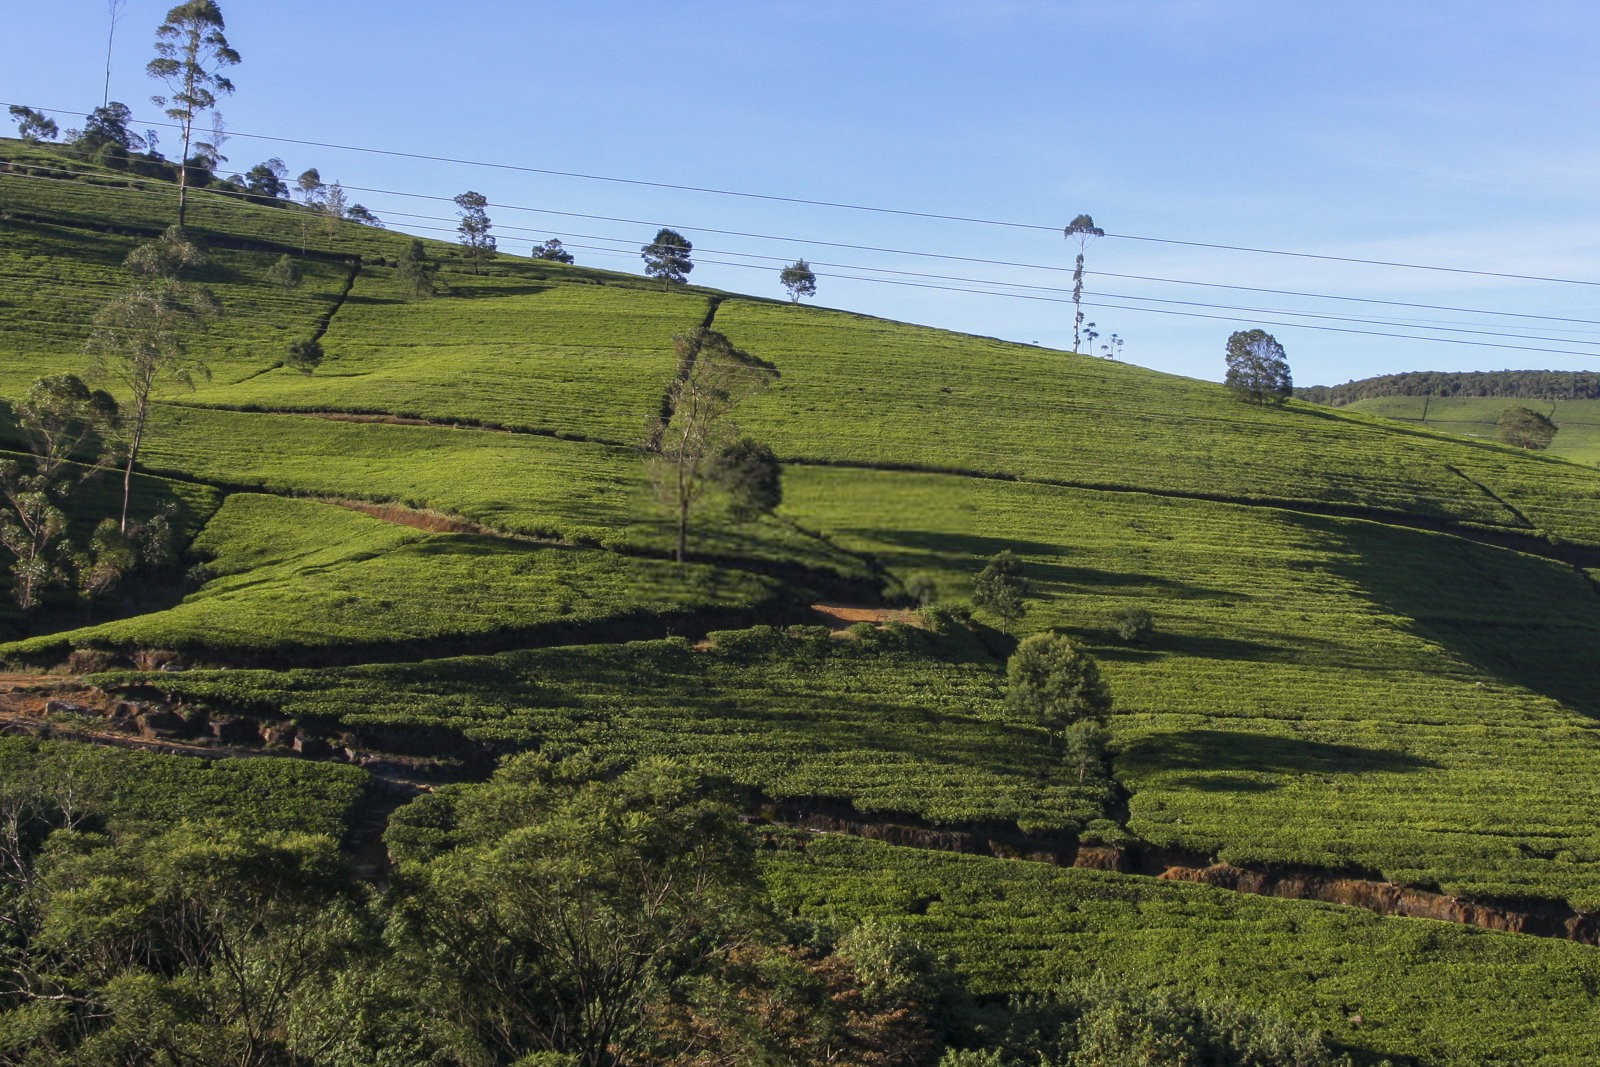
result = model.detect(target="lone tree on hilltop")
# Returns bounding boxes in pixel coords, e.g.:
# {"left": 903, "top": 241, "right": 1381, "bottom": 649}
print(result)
{"left": 780, "top": 259, "right": 817, "bottom": 303}
{"left": 533, "top": 237, "right": 574, "bottom": 263}
{"left": 972, "top": 549, "right": 1029, "bottom": 631}
{"left": 1064, "top": 213, "right": 1104, "bottom": 352}
{"left": 85, "top": 226, "right": 218, "bottom": 533}
{"left": 1006, "top": 632, "right": 1113, "bottom": 781}
{"left": 146, "top": 0, "right": 240, "bottom": 229}
{"left": 454, "top": 190, "right": 496, "bottom": 274}
{"left": 8, "top": 106, "right": 58, "bottom": 144}
{"left": 642, "top": 228, "right": 693, "bottom": 289}
{"left": 1497, "top": 405, "right": 1558, "bottom": 450}
{"left": 645, "top": 329, "right": 776, "bottom": 562}
{"left": 1223, "top": 328, "right": 1293, "bottom": 405}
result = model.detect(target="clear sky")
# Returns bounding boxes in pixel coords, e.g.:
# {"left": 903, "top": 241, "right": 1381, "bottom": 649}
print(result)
{"left": 7, "top": 0, "right": 1600, "bottom": 386}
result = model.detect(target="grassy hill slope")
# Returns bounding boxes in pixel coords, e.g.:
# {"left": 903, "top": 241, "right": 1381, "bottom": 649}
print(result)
{"left": 6, "top": 137, "right": 1600, "bottom": 1062}
{"left": 1347, "top": 395, "right": 1600, "bottom": 466}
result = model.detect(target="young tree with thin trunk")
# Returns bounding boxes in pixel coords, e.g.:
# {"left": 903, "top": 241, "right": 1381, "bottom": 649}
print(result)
{"left": 453, "top": 190, "right": 495, "bottom": 274}
{"left": 146, "top": 1, "right": 240, "bottom": 230}
{"left": 104, "top": 0, "right": 129, "bottom": 107}
{"left": 321, "top": 180, "right": 348, "bottom": 236}
{"left": 645, "top": 329, "right": 776, "bottom": 562}
{"left": 396, "top": 239, "right": 438, "bottom": 300}
{"left": 1063, "top": 213, "right": 1103, "bottom": 352}
{"left": 85, "top": 227, "right": 219, "bottom": 533}
{"left": 779, "top": 258, "right": 817, "bottom": 303}
{"left": 972, "top": 549, "right": 1029, "bottom": 631}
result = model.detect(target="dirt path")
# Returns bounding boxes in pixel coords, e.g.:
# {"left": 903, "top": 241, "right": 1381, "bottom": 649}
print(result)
{"left": 810, "top": 602, "right": 921, "bottom": 633}
{"left": 10, "top": 679, "right": 1600, "bottom": 945}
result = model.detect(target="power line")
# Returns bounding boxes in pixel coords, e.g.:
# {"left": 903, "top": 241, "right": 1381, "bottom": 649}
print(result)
{"left": 11, "top": 161, "right": 1600, "bottom": 331}
{"left": 10, "top": 102, "right": 1600, "bottom": 288}
{"left": 558, "top": 244, "right": 1600, "bottom": 360}
{"left": 6, "top": 164, "right": 1600, "bottom": 360}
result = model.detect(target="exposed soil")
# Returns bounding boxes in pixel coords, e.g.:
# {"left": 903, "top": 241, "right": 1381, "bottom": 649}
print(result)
{"left": 12, "top": 672, "right": 1600, "bottom": 946}
{"left": 332, "top": 499, "right": 501, "bottom": 536}
{"left": 810, "top": 602, "right": 923, "bottom": 636}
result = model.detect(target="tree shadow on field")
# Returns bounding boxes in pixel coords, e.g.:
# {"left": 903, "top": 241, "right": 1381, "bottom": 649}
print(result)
{"left": 342, "top": 294, "right": 408, "bottom": 307}
{"left": 1120, "top": 729, "right": 1440, "bottom": 787}
{"left": 1069, "top": 629, "right": 1293, "bottom": 665}
{"left": 862, "top": 528, "right": 1234, "bottom": 600}
{"left": 439, "top": 283, "right": 552, "bottom": 300}
{"left": 1286, "top": 512, "right": 1600, "bottom": 720}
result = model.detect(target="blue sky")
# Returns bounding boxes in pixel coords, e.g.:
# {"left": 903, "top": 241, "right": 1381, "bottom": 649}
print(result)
{"left": 7, "top": 0, "right": 1599, "bottom": 385}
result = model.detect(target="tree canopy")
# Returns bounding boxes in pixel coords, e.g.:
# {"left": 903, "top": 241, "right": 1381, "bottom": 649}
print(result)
{"left": 1223, "top": 328, "right": 1293, "bottom": 405}
{"left": 1006, "top": 632, "right": 1113, "bottom": 735}
{"left": 1296, "top": 369, "right": 1600, "bottom": 406}
{"left": 533, "top": 237, "right": 575, "bottom": 263}
{"left": 453, "top": 190, "right": 496, "bottom": 273}
{"left": 8, "top": 105, "right": 58, "bottom": 143}
{"left": 1496, "top": 405, "right": 1558, "bottom": 450}
{"left": 780, "top": 258, "right": 817, "bottom": 302}
{"left": 645, "top": 329, "right": 777, "bottom": 561}
{"left": 146, "top": 0, "right": 240, "bottom": 228}
{"left": 642, "top": 228, "right": 693, "bottom": 288}
{"left": 972, "top": 549, "right": 1028, "bottom": 630}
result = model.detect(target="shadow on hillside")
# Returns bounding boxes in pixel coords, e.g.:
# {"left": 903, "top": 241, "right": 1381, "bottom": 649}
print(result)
{"left": 1120, "top": 728, "right": 1440, "bottom": 781}
{"left": 1072, "top": 630, "right": 1295, "bottom": 665}
{"left": 439, "top": 283, "right": 552, "bottom": 300}
{"left": 342, "top": 294, "right": 408, "bottom": 307}
{"left": 1286, "top": 513, "right": 1600, "bottom": 720}
{"left": 862, "top": 528, "right": 1235, "bottom": 600}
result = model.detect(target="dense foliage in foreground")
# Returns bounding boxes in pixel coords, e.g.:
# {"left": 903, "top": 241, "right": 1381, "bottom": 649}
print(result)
{"left": 0, "top": 754, "right": 1358, "bottom": 1067}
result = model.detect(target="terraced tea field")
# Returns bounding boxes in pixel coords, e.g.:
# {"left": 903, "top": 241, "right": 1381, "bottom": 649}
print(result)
{"left": 766, "top": 835, "right": 1600, "bottom": 1066}
{"left": 7, "top": 138, "right": 1600, "bottom": 1062}
{"left": 1347, "top": 395, "right": 1600, "bottom": 466}
{"left": 2, "top": 495, "right": 787, "bottom": 665}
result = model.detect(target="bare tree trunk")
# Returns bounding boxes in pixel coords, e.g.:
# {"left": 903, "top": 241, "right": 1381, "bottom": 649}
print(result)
{"left": 677, "top": 494, "right": 688, "bottom": 563}
{"left": 120, "top": 397, "right": 147, "bottom": 534}
{"left": 176, "top": 126, "right": 191, "bottom": 230}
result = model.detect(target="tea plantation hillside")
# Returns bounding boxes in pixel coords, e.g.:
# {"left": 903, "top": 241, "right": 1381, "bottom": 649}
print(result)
{"left": 1346, "top": 395, "right": 1600, "bottom": 466}
{"left": 5, "top": 138, "right": 1600, "bottom": 1063}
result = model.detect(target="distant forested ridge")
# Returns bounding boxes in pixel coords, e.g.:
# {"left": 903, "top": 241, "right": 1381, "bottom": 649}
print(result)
{"left": 1298, "top": 370, "right": 1600, "bottom": 406}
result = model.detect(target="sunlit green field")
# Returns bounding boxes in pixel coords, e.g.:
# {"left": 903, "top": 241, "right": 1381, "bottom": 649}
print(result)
{"left": 782, "top": 466, "right": 1600, "bottom": 905}
{"left": 1347, "top": 395, "right": 1600, "bottom": 466}
{"left": 7, "top": 140, "right": 1600, "bottom": 1062}
{"left": 0, "top": 494, "right": 785, "bottom": 664}
{"left": 766, "top": 836, "right": 1600, "bottom": 1067}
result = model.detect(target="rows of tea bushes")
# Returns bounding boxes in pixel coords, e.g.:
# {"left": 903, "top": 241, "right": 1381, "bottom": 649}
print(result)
{"left": 0, "top": 215, "right": 351, "bottom": 396}
{"left": 716, "top": 299, "right": 1600, "bottom": 546}
{"left": 98, "top": 626, "right": 1111, "bottom": 835}
{"left": 763, "top": 834, "right": 1600, "bottom": 1066}
{"left": 184, "top": 264, "right": 717, "bottom": 444}
{"left": 783, "top": 466, "right": 1600, "bottom": 907}
{"left": 0, "top": 734, "right": 368, "bottom": 839}
{"left": 127, "top": 407, "right": 871, "bottom": 582}
{"left": 1347, "top": 395, "right": 1600, "bottom": 466}
{"left": 0, "top": 495, "right": 787, "bottom": 664}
